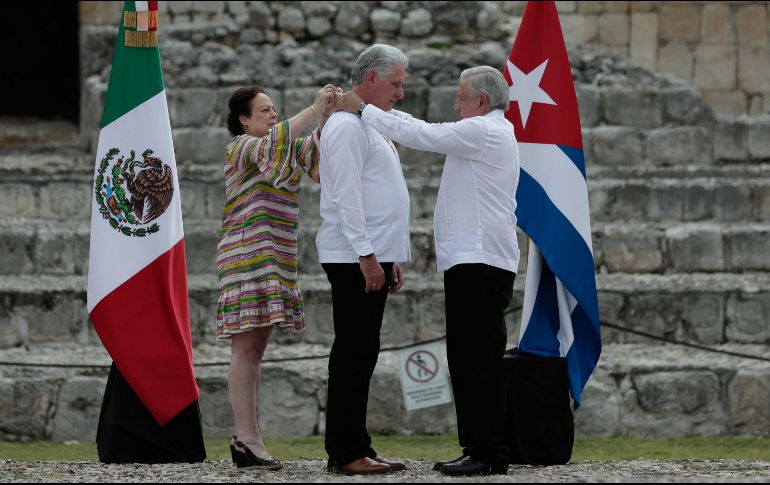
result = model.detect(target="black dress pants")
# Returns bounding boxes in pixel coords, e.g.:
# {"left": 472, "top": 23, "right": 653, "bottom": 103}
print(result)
{"left": 444, "top": 263, "right": 515, "bottom": 465}
{"left": 322, "top": 262, "right": 393, "bottom": 467}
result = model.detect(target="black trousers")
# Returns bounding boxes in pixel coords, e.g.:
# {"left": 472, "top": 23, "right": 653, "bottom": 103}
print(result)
{"left": 444, "top": 263, "right": 515, "bottom": 465}
{"left": 321, "top": 262, "right": 393, "bottom": 467}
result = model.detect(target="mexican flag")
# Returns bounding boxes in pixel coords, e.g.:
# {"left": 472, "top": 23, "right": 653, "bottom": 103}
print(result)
{"left": 87, "top": 1, "right": 199, "bottom": 431}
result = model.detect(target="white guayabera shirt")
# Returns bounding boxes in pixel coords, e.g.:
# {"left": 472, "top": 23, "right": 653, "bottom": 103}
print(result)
{"left": 316, "top": 111, "right": 412, "bottom": 264}
{"left": 361, "top": 105, "right": 521, "bottom": 273}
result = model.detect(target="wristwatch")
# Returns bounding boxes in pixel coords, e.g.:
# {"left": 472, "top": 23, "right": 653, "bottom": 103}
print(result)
{"left": 356, "top": 102, "right": 367, "bottom": 117}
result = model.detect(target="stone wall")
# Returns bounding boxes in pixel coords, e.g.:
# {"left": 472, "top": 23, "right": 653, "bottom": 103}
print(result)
{"left": 80, "top": 1, "right": 770, "bottom": 117}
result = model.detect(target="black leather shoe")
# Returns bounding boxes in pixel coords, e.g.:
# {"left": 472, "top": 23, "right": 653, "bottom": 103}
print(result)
{"left": 432, "top": 453, "right": 467, "bottom": 471}
{"left": 439, "top": 456, "right": 508, "bottom": 476}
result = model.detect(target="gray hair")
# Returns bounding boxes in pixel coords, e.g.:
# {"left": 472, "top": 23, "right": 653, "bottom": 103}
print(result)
{"left": 351, "top": 44, "right": 409, "bottom": 86}
{"left": 460, "top": 66, "right": 510, "bottom": 111}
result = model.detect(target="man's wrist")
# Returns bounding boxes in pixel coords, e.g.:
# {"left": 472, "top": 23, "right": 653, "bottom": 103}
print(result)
{"left": 356, "top": 102, "right": 368, "bottom": 117}
{"left": 359, "top": 253, "right": 375, "bottom": 259}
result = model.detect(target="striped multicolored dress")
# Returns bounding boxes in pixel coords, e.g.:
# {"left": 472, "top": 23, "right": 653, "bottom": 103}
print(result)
{"left": 216, "top": 120, "right": 320, "bottom": 340}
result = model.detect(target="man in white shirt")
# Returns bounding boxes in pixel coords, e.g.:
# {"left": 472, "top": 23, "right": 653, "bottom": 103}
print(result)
{"left": 338, "top": 66, "right": 520, "bottom": 476}
{"left": 316, "top": 44, "right": 411, "bottom": 475}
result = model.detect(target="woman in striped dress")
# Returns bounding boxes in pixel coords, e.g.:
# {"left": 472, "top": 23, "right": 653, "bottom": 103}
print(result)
{"left": 219, "top": 85, "right": 337, "bottom": 469}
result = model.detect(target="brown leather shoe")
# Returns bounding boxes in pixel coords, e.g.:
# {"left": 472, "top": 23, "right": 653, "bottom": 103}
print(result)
{"left": 373, "top": 455, "right": 406, "bottom": 471}
{"left": 336, "top": 457, "right": 390, "bottom": 475}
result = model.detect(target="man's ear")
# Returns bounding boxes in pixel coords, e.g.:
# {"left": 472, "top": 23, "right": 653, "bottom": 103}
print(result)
{"left": 479, "top": 94, "right": 490, "bottom": 110}
{"left": 366, "top": 70, "right": 378, "bottom": 86}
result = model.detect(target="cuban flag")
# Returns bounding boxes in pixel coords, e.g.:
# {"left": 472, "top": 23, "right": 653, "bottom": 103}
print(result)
{"left": 504, "top": 1, "right": 601, "bottom": 408}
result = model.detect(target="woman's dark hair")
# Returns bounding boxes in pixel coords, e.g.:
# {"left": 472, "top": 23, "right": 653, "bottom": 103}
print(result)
{"left": 227, "top": 86, "right": 265, "bottom": 136}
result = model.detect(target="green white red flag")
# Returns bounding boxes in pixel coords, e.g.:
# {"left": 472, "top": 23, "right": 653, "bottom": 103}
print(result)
{"left": 87, "top": 0, "right": 199, "bottom": 426}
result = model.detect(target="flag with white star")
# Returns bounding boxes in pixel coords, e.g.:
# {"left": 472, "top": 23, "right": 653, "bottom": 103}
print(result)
{"left": 504, "top": 0, "right": 601, "bottom": 408}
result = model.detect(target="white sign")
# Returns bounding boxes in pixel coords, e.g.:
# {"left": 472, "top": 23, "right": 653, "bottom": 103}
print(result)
{"left": 396, "top": 342, "right": 452, "bottom": 411}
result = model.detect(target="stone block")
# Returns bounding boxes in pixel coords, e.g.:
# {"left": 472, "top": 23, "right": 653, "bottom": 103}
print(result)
{"left": 694, "top": 45, "right": 737, "bottom": 91}
{"left": 749, "top": 95, "right": 764, "bottom": 116}
{"left": 576, "top": 84, "right": 601, "bottom": 127}
{"left": 713, "top": 116, "right": 749, "bottom": 162}
{"left": 167, "top": 88, "right": 219, "bottom": 127}
{"left": 21, "top": 293, "right": 87, "bottom": 345}
{"left": 34, "top": 230, "right": 83, "bottom": 275}
{"left": 630, "top": 13, "right": 658, "bottom": 72}
{"left": 180, "top": 181, "right": 210, "bottom": 220}
{"left": 401, "top": 8, "right": 433, "bottom": 37}
{"left": 185, "top": 229, "right": 218, "bottom": 275}
{"left": 591, "top": 127, "right": 644, "bottom": 165}
{"left": 603, "top": 89, "right": 662, "bottom": 128}
{"left": 657, "top": 41, "right": 694, "bottom": 82}
{"left": 597, "top": 292, "right": 625, "bottom": 344}
{"left": 428, "top": 86, "right": 460, "bottom": 123}
{"left": 38, "top": 182, "right": 91, "bottom": 221}
{"left": 334, "top": 2, "right": 370, "bottom": 37}
{"left": 588, "top": 184, "right": 611, "bottom": 222}
{"left": 680, "top": 294, "right": 724, "bottom": 345}
{"left": 667, "top": 226, "right": 725, "bottom": 272}
{"left": 663, "top": 85, "right": 707, "bottom": 125}
{"left": 226, "top": 1, "right": 249, "bottom": 15}
{"left": 0, "top": 184, "right": 37, "bottom": 218}
{"left": 624, "top": 294, "right": 681, "bottom": 343}
{"left": 683, "top": 184, "right": 714, "bottom": 222}
{"left": 646, "top": 127, "right": 712, "bottom": 165}
{"left": 726, "top": 227, "right": 770, "bottom": 271}
{"left": 599, "top": 13, "right": 629, "bottom": 45}
{"left": 701, "top": 4, "right": 734, "bottom": 44}
{"left": 602, "top": 226, "right": 663, "bottom": 273}
{"left": 577, "top": 2, "right": 603, "bottom": 15}
{"left": 560, "top": 14, "right": 599, "bottom": 44}
{"left": 206, "top": 182, "right": 225, "bottom": 219}
{"left": 51, "top": 377, "right": 106, "bottom": 442}
{"left": 625, "top": 371, "right": 727, "bottom": 437}
{"left": 748, "top": 116, "right": 770, "bottom": 160}
{"left": 281, "top": 87, "right": 320, "bottom": 138}
{"left": 0, "top": 378, "right": 54, "bottom": 439}
{"left": 736, "top": 4, "right": 768, "bottom": 46}
{"left": 196, "top": 374, "right": 231, "bottom": 437}
{"left": 370, "top": 8, "right": 401, "bottom": 32}
{"left": 173, "top": 127, "right": 231, "bottom": 164}
{"left": 738, "top": 46, "right": 770, "bottom": 93}
{"left": 703, "top": 90, "right": 748, "bottom": 117}
{"left": 725, "top": 294, "right": 769, "bottom": 344}
{"left": 659, "top": 4, "right": 701, "bottom": 42}
{"left": 630, "top": 2, "right": 656, "bottom": 13}
{"left": 307, "top": 17, "right": 332, "bottom": 37}
{"left": 258, "top": 364, "right": 324, "bottom": 437}
{"left": 300, "top": 288, "right": 335, "bottom": 346}
{"left": 608, "top": 184, "right": 649, "bottom": 221}
{"left": 574, "top": 369, "right": 621, "bottom": 435}
{"left": 278, "top": 7, "right": 306, "bottom": 35}
{"left": 433, "top": 8, "right": 470, "bottom": 39}
{"left": 714, "top": 184, "right": 752, "bottom": 222}
{"left": 556, "top": 1, "right": 577, "bottom": 13}
{"left": 0, "top": 230, "right": 34, "bottom": 275}
{"left": 647, "top": 184, "right": 685, "bottom": 222}
{"left": 728, "top": 371, "right": 770, "bottom": 436}
{"left": 398, "top": 84, "right": 429, "bottom": 122}
{"left": 755, "top": 185, "right": 770, "bottom": 221}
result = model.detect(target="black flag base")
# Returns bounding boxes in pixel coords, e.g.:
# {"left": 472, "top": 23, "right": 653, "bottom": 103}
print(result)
{"left": 503, "top": 348, "right": 574, "bottom": 466}
{"left": 96, "top": 363, "right": 207, "bottom": 464}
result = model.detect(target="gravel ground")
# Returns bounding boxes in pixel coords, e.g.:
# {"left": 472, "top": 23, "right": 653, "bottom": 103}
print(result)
{"left": 2, "top": 459, "right": 770, "bottom": 483}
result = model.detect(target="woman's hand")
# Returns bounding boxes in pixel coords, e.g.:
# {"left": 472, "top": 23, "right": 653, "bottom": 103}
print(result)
{"left": 323, "top": 86, "right": 343, "bottom": 117}
{"left": 313, "top": 84, "right": 338, "bottom": 117}
{"left": 337, "top": 91, "right": 364, "bottom": 115}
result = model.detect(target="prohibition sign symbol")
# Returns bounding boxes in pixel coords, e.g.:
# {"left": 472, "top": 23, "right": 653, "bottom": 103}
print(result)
{"left": 405, "top": 350, "right": 439, "bottom": 383}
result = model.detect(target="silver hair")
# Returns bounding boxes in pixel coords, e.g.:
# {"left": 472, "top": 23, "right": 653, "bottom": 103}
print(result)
{"left": 460, "top": 66, "right": 510, "bottom": 111}
{"left": 350, "top": 44, "right": 409, "bottom": 86}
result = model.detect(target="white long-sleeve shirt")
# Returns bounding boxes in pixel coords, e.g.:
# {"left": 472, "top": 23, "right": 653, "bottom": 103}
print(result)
{"left": 316, "top": 111, "right": 411, "bottom": 263}
{"left": 361, "top": 105, "right": 520, "bottom": 273}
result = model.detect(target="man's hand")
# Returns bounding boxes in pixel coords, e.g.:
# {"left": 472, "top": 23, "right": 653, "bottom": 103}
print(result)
{"left": 388, "top": 263, "right": 404, "bottom": 294}
{"left": 338, "top": 91, "right": 365, "bottom": 115}
{"left": 359, "top": 254, "right": 385, "bottom": 293}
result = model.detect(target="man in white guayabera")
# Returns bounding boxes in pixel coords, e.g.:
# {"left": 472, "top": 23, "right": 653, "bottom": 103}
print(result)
{"left": 338, "top": 66, "right": 521, "bottom": 477}
{"left": 316, "top": 44, "right": 411, "bottom": 476}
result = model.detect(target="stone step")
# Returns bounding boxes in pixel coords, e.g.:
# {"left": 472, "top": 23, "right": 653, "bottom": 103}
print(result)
{"left": 1, "top": 272, "right": 769, "bottom": 351}
{"left": 0, "top": 342, "right": 768, "bottom": 441}
{"left": 2, "top": 165, "right": 770, "bottom": 224}
{"left": 2, "top": 220, "right": 769, "bottom": 277}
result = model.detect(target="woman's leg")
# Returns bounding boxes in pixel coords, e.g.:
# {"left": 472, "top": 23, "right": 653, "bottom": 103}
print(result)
{"left": 229, "top": 325, "right": 274, "bottom": 458}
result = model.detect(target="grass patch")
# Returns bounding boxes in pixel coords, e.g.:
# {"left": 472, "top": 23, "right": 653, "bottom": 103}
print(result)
{"left": 2, "top": 435, "right": 769, "bottom": 462}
